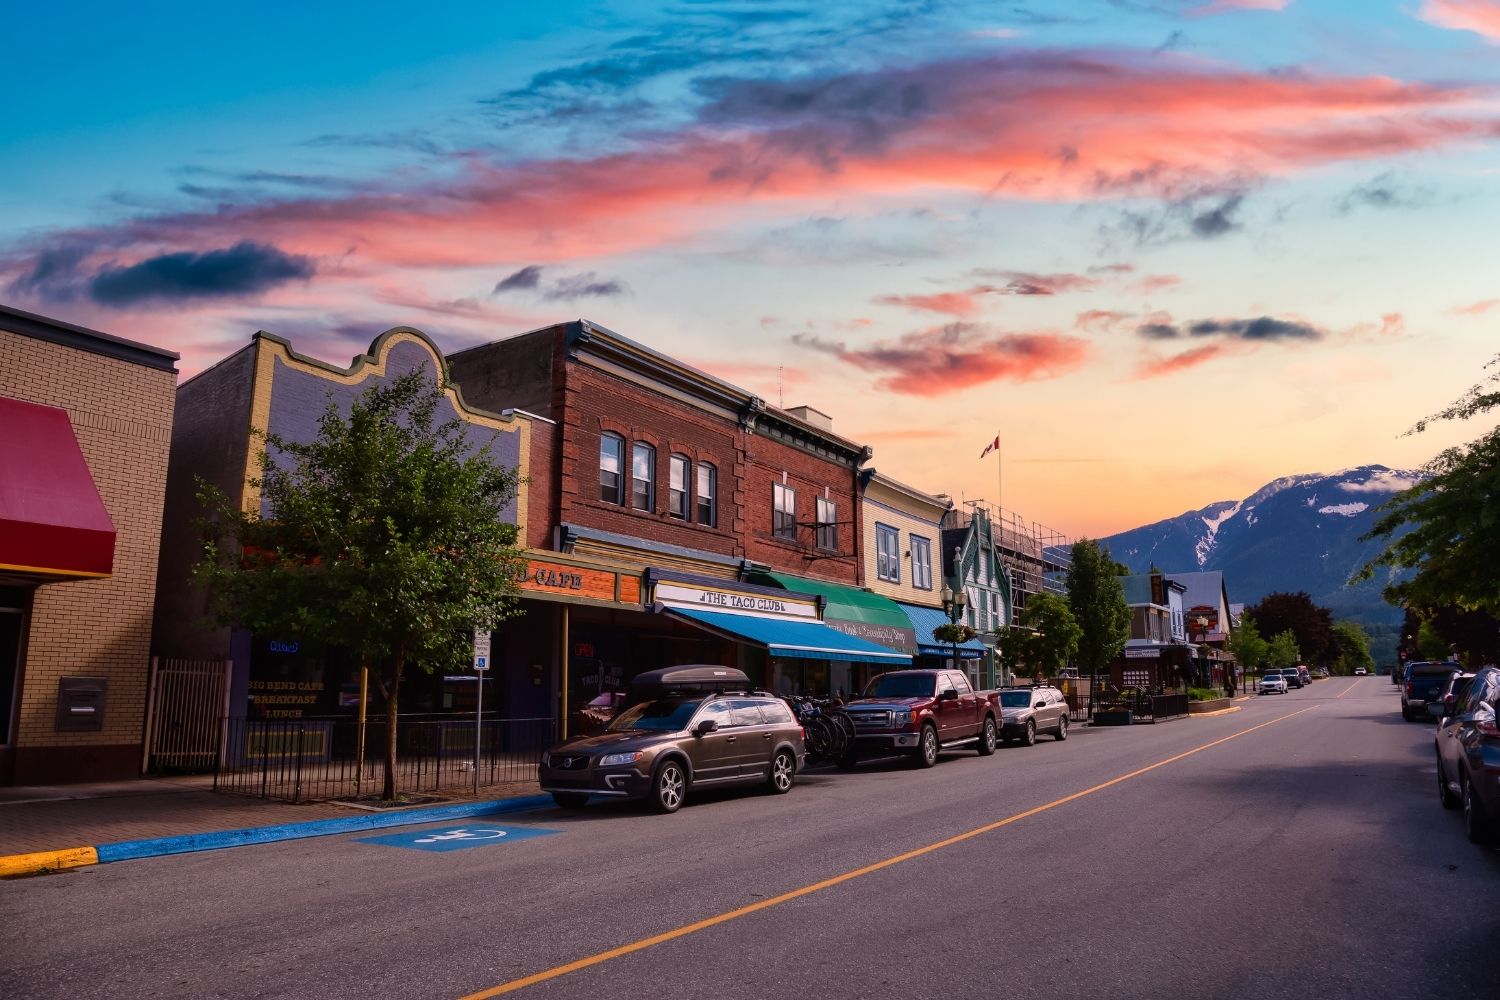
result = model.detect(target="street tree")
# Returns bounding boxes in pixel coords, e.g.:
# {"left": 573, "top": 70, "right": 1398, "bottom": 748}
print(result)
{"left": 1330, "top": 621, "right": 1374, "bottom": 676}
{"left": 1360, "top": 352, "right": 1500, "bottom": 618}
{"left": 1248, "top": 591, "right": 1336, "bottom": 666}
{"left": 193, "top": 370, "right": 527, "bottom": 800}
{"left": 1267, "top": 629, "right": 1301, "bottom": 668}
{"left": 1228, "top": 611, "right": 1269, "bottom": 672}
{"left": 1000, "top": 592, "right": 1082, "bottom": 679}
{"left": 1067, "top": 539, "right": 1130, "bottom": 702}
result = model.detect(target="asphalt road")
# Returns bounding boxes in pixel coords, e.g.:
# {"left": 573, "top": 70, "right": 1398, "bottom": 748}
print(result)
{"left": 4, "top": 677, "right": 1497, "bottom": 1000}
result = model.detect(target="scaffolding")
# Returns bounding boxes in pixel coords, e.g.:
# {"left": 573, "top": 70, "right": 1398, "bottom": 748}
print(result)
{"left": 946, "top": 501, "right": 1073, "bottom": 624}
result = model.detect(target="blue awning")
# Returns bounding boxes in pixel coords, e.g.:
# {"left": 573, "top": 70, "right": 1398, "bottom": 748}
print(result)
{"left": 661, "top": 607, "right": 913, "bottom": 666}
{"left": 897, "top": 602, "right": 988, "bottom": 661}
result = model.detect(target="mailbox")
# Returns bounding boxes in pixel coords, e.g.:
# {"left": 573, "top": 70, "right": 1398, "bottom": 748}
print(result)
{"left": 56, "top": 676, "right": 107, "bottom": 732}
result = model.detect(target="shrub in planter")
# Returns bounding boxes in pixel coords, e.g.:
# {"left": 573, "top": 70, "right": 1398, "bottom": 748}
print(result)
{"left": 1187, "top": 687, "right": 1221, "bottom": 702}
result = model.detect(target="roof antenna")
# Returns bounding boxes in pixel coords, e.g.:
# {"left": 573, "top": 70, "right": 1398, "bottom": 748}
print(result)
{"left": 778, "top": 365, "right": 784, "bottom": 408}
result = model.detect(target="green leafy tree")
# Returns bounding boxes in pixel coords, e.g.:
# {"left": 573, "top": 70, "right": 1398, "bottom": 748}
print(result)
{"left": 1228, "top": 611, "right": 1269, "bottom": 672}
{"left": 1360, "top": 353, "right": 1500, "bottom": 616}
{"left": 1249, "top": 591, "right": 1337, "bottom": 666}
{"left": 1067, "top": 539, "right": 1130, "bottom": 702}
{"left": 1417, "top": 620, "right": 1450, "bottom": 662}
{"left": 1267, "top": 629, "right": 1301, "bottom": 668}
{"left": 996, "top": 592, "right": 1082, "bottom": 679}
{"left": 193, "top": 370, "right": 527, "bottom": 800}
{"left": 1330, "top": 621, "right": 1374, "bottom": 676}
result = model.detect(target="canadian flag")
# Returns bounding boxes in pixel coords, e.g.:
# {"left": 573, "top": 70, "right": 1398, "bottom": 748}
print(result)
{"left": 979, "top": 435, "right": 1000, "bottom": 459}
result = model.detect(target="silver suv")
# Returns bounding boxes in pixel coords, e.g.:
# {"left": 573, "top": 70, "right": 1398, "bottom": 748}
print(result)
{"left": 997, "top": 685, "right": 1069, "bottom": 746}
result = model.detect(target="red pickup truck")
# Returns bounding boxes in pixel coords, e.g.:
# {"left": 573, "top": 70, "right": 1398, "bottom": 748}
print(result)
{"left": 840, "top": 669, "right": 1000, "bottom": 768}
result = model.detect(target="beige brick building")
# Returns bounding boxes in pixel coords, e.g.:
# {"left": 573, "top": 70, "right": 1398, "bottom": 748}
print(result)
{"left": 0, "top": 304, "right": 177, "bottom": 784}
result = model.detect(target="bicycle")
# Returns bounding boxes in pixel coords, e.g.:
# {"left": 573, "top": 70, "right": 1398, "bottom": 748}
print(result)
{"left": 783, "top": 696, "right": 856, "bottom": 764}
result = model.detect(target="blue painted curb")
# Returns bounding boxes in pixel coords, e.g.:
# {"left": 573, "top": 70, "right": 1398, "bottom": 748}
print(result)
{"left": 94, "top": 794, "right": 553, "bottom": 863}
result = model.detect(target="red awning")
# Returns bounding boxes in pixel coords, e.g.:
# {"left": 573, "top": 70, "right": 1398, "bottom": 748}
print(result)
{"left": 0, "top": 397, "right": 116, "bottom": 579}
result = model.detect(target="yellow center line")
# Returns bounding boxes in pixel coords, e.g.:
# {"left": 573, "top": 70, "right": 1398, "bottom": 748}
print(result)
{"left": 459, "top": 704, "right": 1322, "bottom": 999}
{"left": 1335, "top": 679, "right": 1359, "bottom": 698}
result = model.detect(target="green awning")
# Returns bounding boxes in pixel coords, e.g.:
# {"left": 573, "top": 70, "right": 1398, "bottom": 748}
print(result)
{"left": 748, "top": 571, "right": 916, "bottom": 654}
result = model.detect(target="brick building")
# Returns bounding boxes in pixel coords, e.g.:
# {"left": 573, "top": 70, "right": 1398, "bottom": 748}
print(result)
{"left": 0, "top": 304, "right": 178, "bottom": 784}
{"left": 449, "top": 319, "right": 910, "bottom": 726}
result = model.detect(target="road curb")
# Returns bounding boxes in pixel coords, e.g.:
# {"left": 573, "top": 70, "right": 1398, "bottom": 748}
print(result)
{"left": 1, "top": 793, "right": 551, "bottom": 878}
{"left": 1190, "top": 706, "right": 1242, "bottom": 718}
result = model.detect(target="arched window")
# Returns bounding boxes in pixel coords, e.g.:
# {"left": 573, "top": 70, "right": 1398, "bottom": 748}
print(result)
{"left": 668, "top": 454, "right": 690, "bottom": 519}
{"left": 599, "top": 432, "right": 624, "bottom": 504}
{"left": 631, "top": 442, "right": 656, "bottom": 511}
{"left": 696, "top": 463, "right": 717, "bottom": 526}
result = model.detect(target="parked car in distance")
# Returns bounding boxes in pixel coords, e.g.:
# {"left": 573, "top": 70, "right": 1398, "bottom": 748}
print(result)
{"left": 1278, "top": 667, "right": 1304, "bottom": 689}
{"left": 842, "top": 669, "right": 1000, "bottom": 766}
{"left": 1297, "top": 665, "right": 1313, "bottom": 686}
{"left": 996, "top": 685, "right": 1069, "bottom": 745}
{"left": 1402, "top": 660, "right": 1459, "bottom": 721}
{"left": 1259, "top": 673, "right": 1288, "bottom": 695}
{"left": 1433, "top": 665, "right": 1500, "bottom": 844}
{"left": 1354, "top": 666, "right": 1367, "bottom": 676}
{"left": 538, "top": 666, "right": 805, "bottom": 814}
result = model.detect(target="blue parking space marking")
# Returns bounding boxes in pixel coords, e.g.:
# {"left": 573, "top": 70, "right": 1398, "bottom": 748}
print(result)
{"left": 355, "top": 824, "right": 559, "bottom": 852}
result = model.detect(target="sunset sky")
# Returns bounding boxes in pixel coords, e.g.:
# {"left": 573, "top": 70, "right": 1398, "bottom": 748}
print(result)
{"left": 6, "top": 0, "right": 1499, "bottom": 537}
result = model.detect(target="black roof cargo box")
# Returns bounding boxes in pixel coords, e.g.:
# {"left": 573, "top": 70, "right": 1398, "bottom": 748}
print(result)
{"left": 628, "top": 665, "right": 752, "bottom": 697}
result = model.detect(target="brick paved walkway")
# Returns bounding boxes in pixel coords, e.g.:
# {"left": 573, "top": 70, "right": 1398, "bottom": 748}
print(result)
{"left": 0, "top": 776, "right": 541, "bottom": 855}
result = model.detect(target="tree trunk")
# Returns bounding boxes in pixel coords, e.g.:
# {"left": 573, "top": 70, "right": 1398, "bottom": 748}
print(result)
{"left": 382, "top": 658, "right": 405, "bottom": 801}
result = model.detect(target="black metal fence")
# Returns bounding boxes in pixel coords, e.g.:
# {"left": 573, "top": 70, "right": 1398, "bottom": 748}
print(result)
{"left": 214, "top": 714, "right": 555, "bottom": 803}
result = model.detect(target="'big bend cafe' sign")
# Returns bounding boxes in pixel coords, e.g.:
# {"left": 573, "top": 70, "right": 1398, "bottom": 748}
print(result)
{"left": 513, "top": 556, "right": 642, "bottom": 607}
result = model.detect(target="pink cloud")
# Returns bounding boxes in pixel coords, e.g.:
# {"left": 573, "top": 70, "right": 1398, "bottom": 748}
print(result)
{"left": 1453, "top": 298, "right": 1500, "bottom": 314}
{"left": 1131, "top": 274, "right": 1183, "bottom": 294}
{"left": 1134, "top": 344, "right": 1225, "bottom": 378}
{"left": 1075, "top": 309, "right": 1133, "bottom": 332}
{"left": 1189, "top": 0, "right": 1289, "bottom": 14}
{"left": 1419, "top": 0, "right": 1500, "bottom": 43}
{"left": 793, "top": 323, "right": 1090, "bottom": 395}
{"left": 875, "top": 287, "right": 999, "bottom": 317}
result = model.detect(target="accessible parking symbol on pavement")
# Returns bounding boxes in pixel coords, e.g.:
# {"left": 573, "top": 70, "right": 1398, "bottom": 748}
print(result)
{"left": 356, "top": 824, "right": 558, "bottom": 852}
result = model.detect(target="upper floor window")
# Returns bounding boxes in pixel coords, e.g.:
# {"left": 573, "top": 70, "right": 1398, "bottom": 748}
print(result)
{"left": 631, "top": 442, "right": 656, "bottom": 511}
{"left": 816, "top": 497, "right": 837, "bottom": 551}
{"left": 696, "top": 463, "right": 717, "bottom": 527}
{"left": 599, "top": 433, "right": 624, "bottom": 504}
{"left": 668, "top": 454, "right": 690, "bottom": 519}
{"left": 911, "top": 535, "right": 932, "bottom": 590}
{"left": 876, "top": 523, "right": 900, "bottom": 582}
{"left": 773, "top": 483, "right": 797, "bottom": 540}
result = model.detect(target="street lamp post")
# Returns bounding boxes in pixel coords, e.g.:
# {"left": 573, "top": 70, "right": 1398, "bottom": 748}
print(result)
{"left": 941, "top": 583, "right": 968, "bottom": 670}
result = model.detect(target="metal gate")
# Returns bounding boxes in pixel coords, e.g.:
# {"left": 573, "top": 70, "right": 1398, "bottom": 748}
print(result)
{"left": 142, "top": 658, "right": 232, "bottom": 773}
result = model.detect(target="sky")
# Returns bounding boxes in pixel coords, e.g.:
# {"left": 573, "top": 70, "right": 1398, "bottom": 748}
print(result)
{"left": 5, "top": 0, "right": 1499, "bottom": 538}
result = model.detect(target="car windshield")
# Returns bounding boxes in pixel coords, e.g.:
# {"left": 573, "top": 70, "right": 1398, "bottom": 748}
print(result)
{"left": 865, "top": 674, "right": 936, "bottom": 698}
{"left": 999, "top": 691, "right": 1033, "bottom": 707}
{"left": 606, "top": 698, "right": 702, "bottom": 732}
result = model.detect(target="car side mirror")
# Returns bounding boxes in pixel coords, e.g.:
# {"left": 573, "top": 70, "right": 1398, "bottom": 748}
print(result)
{"left": 1443, "top": 694, "right": 1457, "bottom": 713}
{"left": 1033, "top": 701, "right": 1044, "bottom": 709}
{"left": 694, "top": 719, "right": 718, "bottom": 736}
{"left": 939, "top": 689, "right": 958, "bottom": 701}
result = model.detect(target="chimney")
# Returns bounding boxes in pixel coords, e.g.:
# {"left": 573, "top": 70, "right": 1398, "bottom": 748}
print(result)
{"left": 785, "top": 405, "right": 833, "bottom": 431}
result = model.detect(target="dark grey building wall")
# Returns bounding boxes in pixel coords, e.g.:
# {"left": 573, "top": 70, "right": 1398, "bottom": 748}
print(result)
{"left": 447, "top": 327, "right": 560, "bottom": 419}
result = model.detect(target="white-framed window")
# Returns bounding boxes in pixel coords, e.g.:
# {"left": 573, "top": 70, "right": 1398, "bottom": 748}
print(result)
{"left": 668, "top": 454, "right": 690, "bottom": 519}
{"left": 631, "top": 442, "right": 656, "bottom": 511}
{"left": 773, "top": 483, "right": 796, "bottom": 539}
{"left": 876, "top": 523, "right": 900, "bottom": 582}
{"left": 910, "top": 535, "right": 932, "bottom": 590}
{"left": 696, "top": 463, "right": 717, "bottom": 527}
{"left": 599, "top": 432, "right": 624, "bottom": 504}
{"left": 816, "top": 497, "right": 837, "bottom": 551}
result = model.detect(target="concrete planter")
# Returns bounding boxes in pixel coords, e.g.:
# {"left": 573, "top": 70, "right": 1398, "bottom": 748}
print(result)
{"left": 1189, "top": 698, "right": 1231, "bottom": 714}
{"left": 1093, "top": 710, "right": 1134, "bottom": 726}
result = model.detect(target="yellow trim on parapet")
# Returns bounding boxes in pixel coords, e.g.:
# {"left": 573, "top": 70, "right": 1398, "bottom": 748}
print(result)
{"left": 0, "top": 846, "right": 98, "bottom": 878}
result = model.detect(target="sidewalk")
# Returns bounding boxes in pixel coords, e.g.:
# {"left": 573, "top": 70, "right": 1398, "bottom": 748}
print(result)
{"left": 0, "top": 775, "right": 547, "bottom": 877}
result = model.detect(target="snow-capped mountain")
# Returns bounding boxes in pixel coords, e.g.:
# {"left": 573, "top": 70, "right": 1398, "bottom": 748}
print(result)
{"left": 1099, "top": 465, "right": 1423, "bottom": 627}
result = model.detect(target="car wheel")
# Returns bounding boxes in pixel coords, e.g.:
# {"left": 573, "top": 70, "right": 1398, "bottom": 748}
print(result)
{"left": 1462, "top": 771, "right": 1490, "bottom": 844}
{"left": 551, "top": 792, "right": 589, "bottom": 810}
{"left": 1437, "top": 752, "right": 1459, "bottom": 810}
{"left": 766, "top": 749, "right": 795, "bottom": 794}
{"left": 651, "top": 759, "right": 686, "bottom": 814}
{"left": 1020, "top": 719, "right": 1036, "bottom": 747}
{"left": 1055, "top": 716, "right": 1069, "bottom": 741}
{"left": 914, "top": 724, "right": 939, "bottom": 768}
{"left": 976, "top": 717, "right": 997, "bottom": 756}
